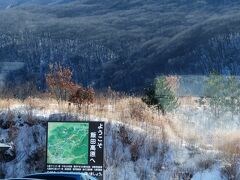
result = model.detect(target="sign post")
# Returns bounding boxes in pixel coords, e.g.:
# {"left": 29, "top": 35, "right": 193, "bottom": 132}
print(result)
{"left": 46, "top": 121, "right": 104, "bottom": 179}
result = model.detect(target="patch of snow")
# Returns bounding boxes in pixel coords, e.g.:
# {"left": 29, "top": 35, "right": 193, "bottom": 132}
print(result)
{"left": 192, "top": 165, "right": 227, "bottom": 180}
{"left": 0, "top": 110, "right": 239, "bottom": 179}
{"left": 2, "top": 124, "right": 45, "bottom": 178}
{"left": 0, "top": 142, "right": 11, "bottom": 149}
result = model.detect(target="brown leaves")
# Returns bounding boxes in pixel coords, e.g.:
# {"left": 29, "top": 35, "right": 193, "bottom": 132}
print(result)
{"left": 46, "top": 63, "right": 95, "bottom": 107}
{"left": 69, "top": 87, "right": 95, "bottom": 109}
{"left": 46, "top": 64, "right": 74, "bottom": 92}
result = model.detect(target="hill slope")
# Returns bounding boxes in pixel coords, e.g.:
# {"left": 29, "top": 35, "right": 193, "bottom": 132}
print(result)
{"left": 0, "top": 0, "right": 240, "bottom": 91}
{"left": 0, "top": 96, "right": 239, "bottom": 179}
{"left": 0, "top": 0, "right": 76, "bottom": 9}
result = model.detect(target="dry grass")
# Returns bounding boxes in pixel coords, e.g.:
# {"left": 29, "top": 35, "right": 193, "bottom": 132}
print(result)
{"left": 214, "top": 131, "right": 240, "bottom": 156}
{"left": 0, "top": 93, "right": 239, "bottom": 159}
{"left": 0, "top": 94, "right": 159, "bottom": 126}
{"left": 0, "top": 98, "right": 20, "bottom": 110}
{"left": 178, "top": 96, "right": 199, "bottom": 107}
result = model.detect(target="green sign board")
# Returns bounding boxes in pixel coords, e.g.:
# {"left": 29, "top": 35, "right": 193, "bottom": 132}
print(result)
{"left": 46, "top": 121, "right": 104, "bottom": 179}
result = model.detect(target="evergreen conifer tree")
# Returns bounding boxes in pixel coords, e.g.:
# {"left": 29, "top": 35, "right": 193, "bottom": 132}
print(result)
{"left": 142, "top": 76, "right": 178, "bottom": 115}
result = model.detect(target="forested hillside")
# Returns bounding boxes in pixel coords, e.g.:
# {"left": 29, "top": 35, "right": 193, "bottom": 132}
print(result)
{"left": 1, "top": 0, "right": 240, "bottom": 91}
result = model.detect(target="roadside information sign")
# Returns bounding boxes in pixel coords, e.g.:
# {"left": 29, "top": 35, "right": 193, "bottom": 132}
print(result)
{"left": 46, "top": 121, "right": 104, "bottom": 179}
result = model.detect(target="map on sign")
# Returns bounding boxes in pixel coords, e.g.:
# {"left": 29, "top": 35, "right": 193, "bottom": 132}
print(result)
{"left": 47, "top": 122, "right": 89, "bottom": 164}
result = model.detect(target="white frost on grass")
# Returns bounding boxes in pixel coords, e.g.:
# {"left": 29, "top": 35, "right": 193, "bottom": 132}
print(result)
{"left": 105, "top": 162, "right": 139, "bottom": 180}
{"left": 0, "top": 107, "right": 239, "bottom": 179}
{"left": 2, "top": 124, "right": 45, "bottom": 178}
{"left": 192, "top": 165, "right": 227, "bottom": 180}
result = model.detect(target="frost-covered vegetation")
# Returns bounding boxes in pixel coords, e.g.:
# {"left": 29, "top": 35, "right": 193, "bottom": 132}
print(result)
{"left": 0, "top": 91, "right": 239, "bottom": 179}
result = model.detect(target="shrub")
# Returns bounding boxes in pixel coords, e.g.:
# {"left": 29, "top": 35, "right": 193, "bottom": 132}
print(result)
{"left": 118, "top": 126, "right": 131, "bottom": 145}
{"left": 129, "top": 99, "right": 146, "bottom": 121}
{"left": 204, "top": 72, "right": 225, "bottom": 117}
{"left": 204, "top": 72, "right": 240, "bottom": 117}
{"left": 130, "top": 142, "right": 139, "bottom": 161}
{"left": 69, "top": 86, "right": 95, "bottom": 109}
{"left": 142, "top": 76, "right": 179, "bottom": 115}
{"left": 46, "top": 63, "right": 96, "bottom": 110}
{"left": 46, "top": 63, "right": 78, "bottom": 102}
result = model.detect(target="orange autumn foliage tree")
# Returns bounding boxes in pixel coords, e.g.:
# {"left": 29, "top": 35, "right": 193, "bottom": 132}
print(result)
{"left": 46, "top": 64, "right": 95, "bottom": 107}
{"left": 46, "top": 64, "right": 77, "bottom": 102}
